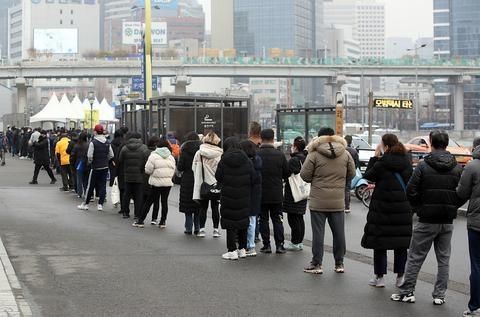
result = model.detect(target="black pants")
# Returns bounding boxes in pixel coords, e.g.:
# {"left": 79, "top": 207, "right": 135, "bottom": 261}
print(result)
{"left": 139, "top": 186, "right": 171, "bottom": 223}
{"left": 70, "top": 165, "right": 77, "bottom": 192}
{"left": 32, "top": 163, "right": 55, "bottom": 182}
{"left": 373, "top": 249, "right": 408, "bottom": 276}
{"left": 60, "top": 165, "right": 73, "bottom": 190}
{"left": 199, "top": 199, "right": 220, "bottom": 229}
{"left": 260, "top": 203, "right": 284, "bottom": 247}
{"left": 227, "top": 228, "right": 248, "bottom": 252}
{"left": 122, "top": 182, "right": 144, "bottom": 218}
{"left": 287, "top": 213, "right": 305, "bottom": 244}
{"left": 85, "top": 168, "right": 108, "bottom": 205}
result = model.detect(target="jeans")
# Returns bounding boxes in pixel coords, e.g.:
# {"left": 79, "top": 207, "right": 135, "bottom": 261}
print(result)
{"left": 399, "top": 223, "right": 453, "bottom": 298}
{"left": 260, "top": 203, "right": 284, "bottom": 247}
{"left": 199, "top": 199, "right": 220, "bottom": 229}
{"left": 469, "top": 229, "right": 480, "bottom": 312}
{"left": 310, "top": 211, "right": 346, "bottom": 266}
{"left": 32, "top": 163, "right": 55, "bottom": 182}
{"left": 139, "top": 186, "right": 171, "bottom": 224}
{"left": 185, "top": 211, "right": 200, "bottom": 233}
{"left": 85, "top": 168, "right": 109, "bottom": 205}
{"left": 227, "top": 228, "right": 248, "bottom": 252}
{"left": 69, "top": 165, "right": 77, "bottom": 192}
{"left": 287, "top": 213, "right": 305, "bottom": 245}
{"left": 373, "top": 249, "right": 408, "bottom": 276}
{"left": 60, "top": 165, "right": 73, "bottom": 190}
{"left": 76, "top": 169, "right": 87, "bottom": 198}
{"left": 247, "top": 216, "right": 257, "bottom": 250}
{"left": 121, "top": 182, "right": 144, "bottom": 218}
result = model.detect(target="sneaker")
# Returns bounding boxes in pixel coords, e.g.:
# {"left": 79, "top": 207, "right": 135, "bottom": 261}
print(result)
{"left": 0, "top": 162, "right": 5, "bottom": 166}
{"left": 132, "top": 222, "right": 144, "bottom": 228}
{"left": 159, "top": 222, "right": 166, "bottom": 229}
{"left": 50, "top": 179, "right": 57, "bottom": 184}
{"left": 97, "top": 204, "right": 103, "bottom": 211}
{"left": 222, "top": 251, "right": 239, "bottom": 260}
{"left": 194, "top": 230, "right": 199, "bottom": 235}
{"left": 238, "top": 249, "right": 247, "bottom": 258}
{"left": 463, "top": 309, "right": 480, "bottom": 317}
{"left": 334, "top": 264, "right": 345, "bottom": 273}
{"left": 433, "top": 298, "right": 446, "bottom": 306}
{"left": 345, "top": 209, "right": 351, "bottom": 213}
{"left": 246, "top": 248, "right": 257, "bottom": 257}
{"left": 285, "top": 243, "right": 303, "bottom": 251}
{"left": 396, "top": 275, "right": 405, "bottom": 288}
{"left": 304, "top": 263, "right": 323, "bottom": 274}
{"left": 59, "top": 187, "right": 69, "bottom": 192}
{"left": 184, "top": 231, "right": 193, "bottom": 235}
{"left": 276, "top": 245, "right": 287, "bottom": 254}
{"left": 390, "top": 292, "right": 415, "bottom": 303}
{"left": 368, "top": 276, "right": 385, "bottom": 288}
{"left": 151, "top": 220, "right": 158, "bottom": 225}
{"left": 260, "top": 245, "right": 272, "bottom": 254}
{"left": 122, "top": 214, "right": 130, "bottom": 219}
{"left": 77, "top": 203, "right": 88, "bottom": 211}
{"left": 29, "top": 180, "right": 38, "bottom": 185}
{"left": 197, "top": 228, "right": 206, "bottom": 238}
{"left": 213, "top": 229, "right": 221, "bottom": 238}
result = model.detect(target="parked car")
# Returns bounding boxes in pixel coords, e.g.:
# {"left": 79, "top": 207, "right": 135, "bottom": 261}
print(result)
{"left": 351, "top": 135, "right": 375, "bottom": 167}
{"left": 405, "top": 136, "right": 472, "bottom": 165}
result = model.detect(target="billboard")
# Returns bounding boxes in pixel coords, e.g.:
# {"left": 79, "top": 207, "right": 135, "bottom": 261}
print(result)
{"left": 33, "top": 28, "right": 78, "bottom": 54}
{"left": 133, "top": 0, "right": 178, "bottom": 10}
{"left": 373, "top": 99, "right": 414, "bottom": 110}
{"left": 131, "top": 76, "right": 158, "bottom": 92}
{"left": 122, "top": 22, "right": 167, "bottom": 45}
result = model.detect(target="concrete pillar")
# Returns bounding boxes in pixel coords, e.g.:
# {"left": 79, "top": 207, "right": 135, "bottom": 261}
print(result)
{"left": 15, "top": 77, "right": 27, "bottom": 114}
{"left": 171, "top": 76, "right": 191, "bottom": 96}
{"left": 454, "top": 79, "right": 464, "bottom": 131}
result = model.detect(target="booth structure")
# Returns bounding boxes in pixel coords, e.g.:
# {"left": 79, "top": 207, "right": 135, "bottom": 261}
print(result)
{"left": 122, "top": 96, "right": 250, "bottom": 142}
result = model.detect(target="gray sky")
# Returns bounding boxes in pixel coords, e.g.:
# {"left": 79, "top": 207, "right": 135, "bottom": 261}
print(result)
{"left": 197, "top": 0, "right": 434, "bottom": 40}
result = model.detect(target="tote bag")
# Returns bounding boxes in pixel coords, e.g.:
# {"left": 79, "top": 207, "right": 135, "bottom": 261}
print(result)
{"left": 110, "top": 177, "right": 121, "bottom": 205}
{"left": 288, "top": 172, "right": 310, "bottom": 203}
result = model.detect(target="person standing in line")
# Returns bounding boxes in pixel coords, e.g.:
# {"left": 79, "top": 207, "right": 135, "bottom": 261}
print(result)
{"left": 391, "top": 130, "right": 462, "bottom": 305}
{"left": 29, "top": 131, "right": 57, "bottom": 184}
{"left": 300, "top": 127, "right": 355, "bottom": 274}
{"left": 257, "top": 128, "right": 289, "bottom": 254}
{"left": 177, "top": 132, "right": 202, "bottom": 235}
{"left": 240, "top": 140, "right": 262, "bottom": 257}
{"left": 344, "top": 135, "right": 360, "bottom": 213}
{"left": 77, "top": 125, "right": 114, "bottom": 212}
{"left": 111, "top": 130, "right": 128, "bottom": 214}
{"left": 117, "top": 132, "right": 149, "bottom": 219}
{"left": 55, "top": 133, "right": 73, "bottom": 192}
{"left": 283, "top": 136, "right": 308, "bottom": 252}
{"left": 215, "top": 137, "right": 255, "bottom": 260}
{"left": 66, "top": 132, "right": 78, "bottom": 193}
{"left": 71, "top": 132, "right": 89, "bottom": 198}
{"left": 0, "top": 131, "right": 6, "bottom": 166}
{"left": 247, "top": 121, "right": 262, "bottom": 243}
{"left": 12, "top": 126, "right": 20, "bottom": 157}
{"left": 135, "top": 137, "right": 176, "bottom": 228}
{"left": 137, "top": 136, "right": 158, "bottom": 224}
{"left": 457, "top": 138, "right": 480, "bottom": 317}
{"left": 361, "top": 134, "right": 413, "bottom": 288}
{"left": 6, "top": 127, "right": 13, "bottom": 155}
{"left": 109, "top": 130, "right": 124, "bottom": 187}
{"left": 192, "top": 132, "right": 223, "bottom": 238}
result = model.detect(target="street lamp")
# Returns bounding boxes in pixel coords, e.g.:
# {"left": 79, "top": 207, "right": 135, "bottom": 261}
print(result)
{"left": 407, "top": 44, "right": 428, "bottom": 132}
{"left": 87, "top": 91, "right": 95, "bottom": 137}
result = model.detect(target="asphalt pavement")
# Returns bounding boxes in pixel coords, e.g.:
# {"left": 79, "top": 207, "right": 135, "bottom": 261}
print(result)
{"left": 0, "top": 157, "right": 472, "bottom": 316}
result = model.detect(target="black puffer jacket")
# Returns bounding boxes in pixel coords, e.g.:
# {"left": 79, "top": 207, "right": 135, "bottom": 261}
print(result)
{"left": 111, "top": 136, "right": 126, "bottom": 187}
{"left": 407, "top": 150, "right": 462, "bottom": 224}
{"left": 177, "top": 140, "right": 201, "bottom": 213}
{"left": 32, "top": 136, "right": 50, "bottom": 165}
{"left": 216, "top": 149, "right": 254, "bottom": 230}
{"left": 283, "top": 151, "right": 308, "bottom": 215}
{"left": 249, "top": 155, "right": 262, "bottom": 216}
{"left": 118, "top": 138, "right": 150, "bottom": 183}
{"left": 361, "top": 153, "right": 413, "bottom": 250}
{"left": 71, "top": 142, "right": 88, "bottom": 167}
{"left": 257, "top": 144, "right": 289, "bottom": 204}
{"left": 143, "top": 146, "right": 156, "bottom": 196}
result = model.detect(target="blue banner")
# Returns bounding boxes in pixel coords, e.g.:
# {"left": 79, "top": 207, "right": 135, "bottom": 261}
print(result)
{"left": 132, "top": 76, "right": 158, "bottom": 92}
{"left": 133, "top": 0, "right": 178, "bottom": 9}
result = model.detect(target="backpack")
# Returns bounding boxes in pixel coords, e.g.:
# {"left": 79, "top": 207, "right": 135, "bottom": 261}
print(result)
{"left": 169, "top": 140, "right": 180, "bottom": 158}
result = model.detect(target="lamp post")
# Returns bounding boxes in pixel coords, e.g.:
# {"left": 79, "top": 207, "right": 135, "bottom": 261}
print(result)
{"left": 87, "top": 91, "right": 95, "bottom": 137}
{"left": 407, "top": 44, "right": 427, "bottom": 131}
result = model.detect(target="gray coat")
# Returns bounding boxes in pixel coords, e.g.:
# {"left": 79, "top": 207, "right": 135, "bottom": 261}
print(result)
{"left": 457, "top": 146, "right": 480, "bottom": 232}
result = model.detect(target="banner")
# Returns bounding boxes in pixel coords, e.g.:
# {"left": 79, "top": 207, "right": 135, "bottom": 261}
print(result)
{"left": 84, "top": 109, "right": 100, "bottom": 129}
{"left": 373, "top": 99, "right": 413, "bottom": 110}
{"left": 122, "top": 21, "right": 167, "bottom": 45}
{"left": 131, "top": 76, "right": 158, "bottom": 92}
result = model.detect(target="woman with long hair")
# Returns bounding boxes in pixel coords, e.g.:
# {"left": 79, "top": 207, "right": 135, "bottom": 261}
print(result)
{"left": 361, "top": 134, "right": 413, "bottom": 288}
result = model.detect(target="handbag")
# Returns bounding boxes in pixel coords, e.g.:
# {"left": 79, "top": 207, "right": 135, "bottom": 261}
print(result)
{"left": 172, "top": 167, "right": 182, "bottom": 185}
{"left": 288, "top": 162, "right": 310, "bottom": 203}
{"left": 111, "top": 177, "right": 121, "bottom": 205}
{"left": 199, "top": 155, "right": 221, "bottom": 200}
{"left": 76, "top": 160, "right": 85, "bottom": 173}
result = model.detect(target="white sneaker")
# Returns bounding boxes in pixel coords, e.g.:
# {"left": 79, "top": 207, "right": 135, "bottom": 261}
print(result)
{"left": 246, "top": 248, "right": 257, "bottom": 257}
{"left": 433, "top": 298, "right": 446, "bottom": 305}
{"left": 197, "top": 228, "right": 206, "bottom": 238}
{"left": 222, "top": 251, "right": 239, "bottom": 260}
{"left": 463, "top": 309, "right": 480, "bottom": 317}
{"left": 97, "top": 204, "right": 103, "bottom": 211}
{"left": 238, "top": 249, "right": 247, "bottom": 258}
{"left": 368, "top": 276, "right": 385, "bottom": 288}
{"left": 213, "top": 229, "right": 221, "bottom": 238}
{"left": 77, "top": 203, "right": 88, "bottom": 211}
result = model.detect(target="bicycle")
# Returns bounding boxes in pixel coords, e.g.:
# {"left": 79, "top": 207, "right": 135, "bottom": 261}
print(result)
{"left": 361, "top": 183, "right": 375, "bottom": 208}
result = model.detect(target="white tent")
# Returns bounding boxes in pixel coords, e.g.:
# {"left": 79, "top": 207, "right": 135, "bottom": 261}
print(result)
{"left": 30, "top": 93, "right": 68, "bottom": 123}
{"left": 67, "top": 94, "right": 84, "bottom": 120}
{"left": 58, "top": 94, "right": 72, "bottom": 120}
{"left": 96, "top": 98, "right": 118, "bottom": 122}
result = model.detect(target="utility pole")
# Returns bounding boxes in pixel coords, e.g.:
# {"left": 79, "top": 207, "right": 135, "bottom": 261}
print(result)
{"left": 368, "top": 91, "right": 373, "bottom": 145}
{"left": 143, "top": 0, "right": 153, "bottom": 100}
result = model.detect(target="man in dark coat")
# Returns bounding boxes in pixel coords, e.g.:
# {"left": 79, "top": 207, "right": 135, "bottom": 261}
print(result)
{"left": 29, "top": 131, "right": 57, "bottom": 184}
{"left": 257, "top": 129, "right": 289, "bottom": 254}
{"left": 392, "top": 130, "right": 463, "bottom": 305}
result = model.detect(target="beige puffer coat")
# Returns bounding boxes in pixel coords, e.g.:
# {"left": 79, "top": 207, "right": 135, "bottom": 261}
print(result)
{"left": 145, "top": 147, "right": 176, "bottom": 188}
{"left": 300, "top": 135, "right": 356, "bottom": 212}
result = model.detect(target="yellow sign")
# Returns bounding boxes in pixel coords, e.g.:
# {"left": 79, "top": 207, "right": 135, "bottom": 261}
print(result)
{"left": 84, "top": 109, "right": 100, "bottom": 129}
{"left": 335, "top": 104, "right": 344, "bottom": 136}
{"left": 373, "top": 99, "right": 413, "bottom": 110}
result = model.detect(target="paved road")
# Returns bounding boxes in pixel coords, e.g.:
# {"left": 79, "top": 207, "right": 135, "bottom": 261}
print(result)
{"left": 0, "top": 157, "right": 471, "bottom": 316}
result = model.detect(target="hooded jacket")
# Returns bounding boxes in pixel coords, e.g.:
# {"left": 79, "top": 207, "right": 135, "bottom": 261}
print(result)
{"left": 300, "top": 135, "right": 356, "bottom": 212}
{"left": 87, "top": 135, "right": 114, "bottom": 170}
{"left": 55, "top": 136, "right": 71, "bottom": 166}
{"left": 145, "top": 147, "right": 176, "bottom": 188}
{"left": 177, "top": 140, "right": 202, "bottom": 213}
{"left": 32, "top": 135, "right": 50, "bottom": 165}
{"left": 361, "top": 153, "right": 413, "bottom": 250}
{"left": 118, "top": 138, "right": 150, "bottom": 183}
{"left": 407, "top": 150, "right": 463, "bottom": 224}
{"left": 457, "top": 146, "right": 480, "bottom": 232}
{"left": 192, "top": 143, "right": 223, "bottom": 201}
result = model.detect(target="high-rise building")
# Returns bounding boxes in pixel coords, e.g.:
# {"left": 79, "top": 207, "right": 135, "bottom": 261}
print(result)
{"left": 211, "top": 0, "right": 233, "bottom": 50}
{"left": 0, "top": 0, "right": 15, "bottom": 59}
{"left": 433, "top": 0, "right": 480, "bottom": 129}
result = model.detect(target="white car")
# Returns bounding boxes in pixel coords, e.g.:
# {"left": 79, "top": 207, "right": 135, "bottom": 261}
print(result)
{"left": 351, "top": 136, "right": 375, "bottom": 167}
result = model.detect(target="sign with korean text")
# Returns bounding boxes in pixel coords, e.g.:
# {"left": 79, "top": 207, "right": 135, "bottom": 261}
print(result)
{"left": 122, "top": 21, "right": 167, "bottom": 45}
{"left": 373, "top": 99, "right": 413, "bottom": 110}
{"left": 84, "top": 109, "right": 100, "bottom": 129}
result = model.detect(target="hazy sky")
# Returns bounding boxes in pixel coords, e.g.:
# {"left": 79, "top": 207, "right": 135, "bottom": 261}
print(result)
{"left": 197, "top": 0, "right": 434, "bottom": 40}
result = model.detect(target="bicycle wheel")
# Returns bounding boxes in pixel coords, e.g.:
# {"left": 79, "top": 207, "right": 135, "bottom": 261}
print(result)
{"left": 362, "top": 188, "right": 372, "bottom": 208}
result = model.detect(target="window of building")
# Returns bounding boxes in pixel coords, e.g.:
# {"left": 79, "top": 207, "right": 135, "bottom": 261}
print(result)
{"left": 70, "top": 20, "right": 73, "bottom": 24}
{"left": 60, "top": 19, "right": 63, "bottom": 24}
{"left": 60, "top": 9, "right": 63, "bottom": 14}
{"left": 71, "top": 9, "right": 73, "bottom": 14}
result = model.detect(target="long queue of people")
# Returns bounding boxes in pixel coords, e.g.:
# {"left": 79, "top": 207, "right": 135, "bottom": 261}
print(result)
{"left": 12, "top": 122, "right": 480, "bottom": 317}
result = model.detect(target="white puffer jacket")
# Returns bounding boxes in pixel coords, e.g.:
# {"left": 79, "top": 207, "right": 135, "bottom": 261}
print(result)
{"left": 192, "top": 143, "right": 223, "bottom": 201}
{"left": 145, "top": 147, "right": 176, "bottom": 188}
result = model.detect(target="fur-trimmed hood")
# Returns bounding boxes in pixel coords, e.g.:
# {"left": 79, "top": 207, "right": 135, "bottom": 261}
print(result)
{"left": 308, "top": 135, "right": 347, "bottom": 159}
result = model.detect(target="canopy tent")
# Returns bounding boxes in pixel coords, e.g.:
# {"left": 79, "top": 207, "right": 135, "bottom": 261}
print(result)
{"left": 30, "top": 93, "right": 68, "bottom": 123}
{"left": 67, "top": 94, "right": 85, "bottom": 120}
{"left": 96, "top": 98, "right": 118, "bottom": 122}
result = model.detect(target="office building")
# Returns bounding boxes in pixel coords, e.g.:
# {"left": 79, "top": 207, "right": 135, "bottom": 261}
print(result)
{"left": 211, "top": 0, "right": 233, "bottom": 49}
